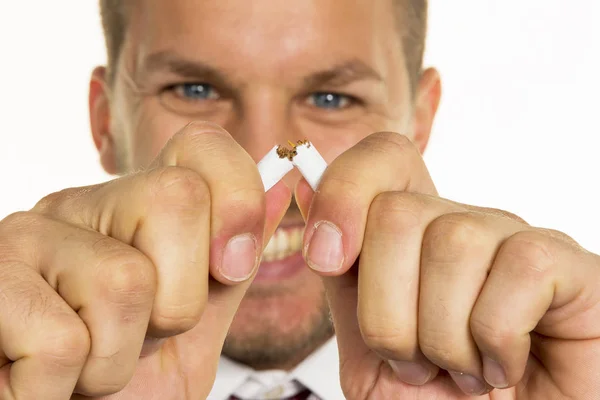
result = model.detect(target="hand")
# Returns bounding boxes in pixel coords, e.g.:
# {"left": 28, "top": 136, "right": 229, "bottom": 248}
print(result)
{"left": 295, "top": 132, "right": 600, "bottom": 399}
{"left": 0, "top": 122, "right": 291, "bottom": 400}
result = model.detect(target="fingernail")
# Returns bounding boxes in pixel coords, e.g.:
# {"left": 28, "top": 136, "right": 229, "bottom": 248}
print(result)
{"left": 306, "top": 221, "right": 344, "bottom": 272}
{"left": 389, "top": 360, "right": 432, "bottom": 386}
{"left": 449, "top": 371, "right": 487, "bottom": 396}
{"left": 221, "top": 234, "right": 258, "bottom": 281}
{"left": 483, "top": 356, "right": 508, "bottom": 388}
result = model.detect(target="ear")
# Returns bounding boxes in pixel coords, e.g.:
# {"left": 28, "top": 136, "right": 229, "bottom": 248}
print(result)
{"left": 412, "top": 68, "right": 442, "bottom": 154}
{"left": 89, "top": 66, "right": 119, "bottom": 174}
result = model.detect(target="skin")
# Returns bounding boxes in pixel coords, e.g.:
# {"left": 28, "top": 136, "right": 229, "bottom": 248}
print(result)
{"left": 0, "top": 0, "right": 599, "bottom": 399}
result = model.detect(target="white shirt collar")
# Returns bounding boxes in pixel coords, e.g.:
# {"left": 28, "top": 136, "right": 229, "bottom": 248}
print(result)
{"left": 208, "top": 337, "right": 344, "bottom": 400}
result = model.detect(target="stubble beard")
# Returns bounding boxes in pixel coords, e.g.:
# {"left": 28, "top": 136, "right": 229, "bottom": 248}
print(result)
{"left": 222, "top": 290, "right": 334, "bottom": 371}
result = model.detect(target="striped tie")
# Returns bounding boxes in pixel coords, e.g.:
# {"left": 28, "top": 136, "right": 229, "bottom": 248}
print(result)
{"left": 229, "top": 387, "right": 315, "bottom": 400}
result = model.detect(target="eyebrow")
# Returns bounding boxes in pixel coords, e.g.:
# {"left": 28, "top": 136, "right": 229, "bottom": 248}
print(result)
{"left": 303, "top": 60, "right": 384, "bottom": 88}
{"left": 142, "top": 50, "right": 234, "bottom": 88}
{"left": 142, "top": 50, "right": 383, "bottom": 89}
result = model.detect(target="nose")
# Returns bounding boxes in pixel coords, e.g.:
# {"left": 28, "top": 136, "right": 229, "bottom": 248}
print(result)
{"left": 224, "top": 88, "right": 304, "bottom": 189}
{"left": 226, "top": 88, "right": 294, "bottom": 161}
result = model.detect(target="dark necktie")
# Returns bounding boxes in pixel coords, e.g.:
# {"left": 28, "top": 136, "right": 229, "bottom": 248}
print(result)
{"left": 229, "top": 387, "right": 316, "bottom": 400}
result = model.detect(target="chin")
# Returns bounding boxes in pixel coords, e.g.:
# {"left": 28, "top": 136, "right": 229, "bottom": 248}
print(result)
{"left": 223, "top": 265, "right": 333, "bottom": 370}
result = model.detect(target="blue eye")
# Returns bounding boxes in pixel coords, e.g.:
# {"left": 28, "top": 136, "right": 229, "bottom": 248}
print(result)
{"left": 174, "top": 83, "right": 219, "bottom": 100}
{"left": 309, "top": 92, "right": 351, "bottom": 109}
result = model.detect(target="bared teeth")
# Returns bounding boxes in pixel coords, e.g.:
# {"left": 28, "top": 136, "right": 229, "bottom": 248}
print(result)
{"left": 262, "top": 226, "right": 304, "bottom": 262}
{"left": 275, "top": 227, "right": 287, "bottom": 260}
{"left": 292, "top": 228, "right": 302, "bottom": 252}
{"left": 263, "top": 232, "right": 277, "bottom": 261}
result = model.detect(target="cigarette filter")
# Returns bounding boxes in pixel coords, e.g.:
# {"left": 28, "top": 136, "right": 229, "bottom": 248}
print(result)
{"left": 256, "top": 141, "right": 328, "bottom": 192}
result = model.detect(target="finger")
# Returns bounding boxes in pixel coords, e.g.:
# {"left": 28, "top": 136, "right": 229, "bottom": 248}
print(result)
{"left": 40, "top": 165, "right": 212, "bottom": 339}
{"left": 150, "top": 123, "right": 291, "bottom": 340}
{"left": 35, "top": 121, "right": 291, "bottom": 338}
{"left": 30, "top": 122, "right": 290, "bottom": 396}
{"left": 0, "top": 212, "right": 156, "bottom": 396}
{"left": 296, "top": 132, "right": 437, "bottom": 276}
{"left": 470, "top": 230, "right": 596, "bottom": 390}
{"left": 50, "top": 228, "right": 156, "bottom": 395}
{"left": 0, "top": 222, "right": 90, "bottom": 399}
{"left": 0, "top": 271, "right": 89, "bottom": 400}
{"left": 124, "top": 181, "right": 293, "bottom": 400}
{"left": 293, "top": 134, "right": 439, "bottom": 393}
{"left": 357, "top": 192, "right": 449, "bottom": 385}
{"left": 154, "top": 121, "right": 272, "bottom": 284}
{"left": 418, "top": 211, "right": 524, "bottom": 395}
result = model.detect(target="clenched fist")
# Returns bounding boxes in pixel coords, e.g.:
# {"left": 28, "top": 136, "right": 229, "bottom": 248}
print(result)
{"left": 0, "top": 122, "right": 291, "bottom": 399}
{"left": 295, "top": 132, "right": 600, "bottom": 399}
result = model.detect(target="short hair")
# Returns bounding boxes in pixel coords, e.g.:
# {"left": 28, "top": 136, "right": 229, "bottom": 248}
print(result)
{"left": 100, "top": 0, "right": 427, "bottom": 91}
{"left": 398, "top": 0, "right": 428, "bottom": 92}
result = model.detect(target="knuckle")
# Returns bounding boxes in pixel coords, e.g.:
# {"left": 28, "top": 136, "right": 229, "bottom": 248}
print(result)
{"left": 499, "top": 231, "right": 556, "bottom": 276}
{"left": 78, "top": 361, "right": 134, "bottom": 396}
{"left": 419, "top": 340, "right": 457, "bottom": 368}
{"left": 470, "top": 314, "right": 515, "bottom": 350}
{"left": 360, "top": 323, "right": 413, "bottom": 360}
{"left": 160, "top": 122, "right": 230, "bottom": 165}
{"left": 477, "top": 206, "right": 528, "bottom": 224}
{"left": 0, "top": 272, "right": 52, "bottom": 328}
{"left": 31, "top": 186, "right": 96, "bottom": 218}
{"left": 318, "top": 173, "right": 362, "bottom": 199}
{"left": 371, "top": 131, "right": 415, "bottom": 151}
{"left": 0, "top": 211, "right": 40, "bottom": 233}
{"left": 217, "top": 186, "right": 265, "bottom": 221}
{"left": 31, "top": 190, "right": 65, "bottom": 213}
{"left": 423, "top": 212, "right": 485, "bottom": 263}
{"left": 537, "top": 228, "right": 579, "bottom": 246}
{"left": 39, "top": 314, "right": 91, "bottom": 368}
{"left": 98, "top": 252, "right": 157, "bottom": 308}
{"left": 359, "top": 132, "right": 417, "bottom": 159}
{"left": 418, "top": 327, "right": 465, "bottom": 368}
{"left": 151, "top": 301, "right": 205, "bottom": 333}
{"left": 0, "top": 212, "right": 45, "bottom": 248}
{"left": 181, "top": 120, "right": 227, "bottom": 135}
{"left": 369, "top": 192, "right": 424, "bottom": 234}
{"left": 419, "top": 327, "right": 481, "bottom": 370}
{"left": 169, "top": 121, "right": 228, "bottom": 151}
{"left": 150, "top": 166, "right": 211, "bottom": 209}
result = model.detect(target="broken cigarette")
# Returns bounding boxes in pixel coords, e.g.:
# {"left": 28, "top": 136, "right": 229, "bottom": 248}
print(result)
{"left": 256, "top": 140, "right": 328, "bottom": 192}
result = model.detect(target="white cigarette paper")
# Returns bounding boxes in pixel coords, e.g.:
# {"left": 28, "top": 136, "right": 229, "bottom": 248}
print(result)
{"left": 257, "top": 145, "right": 294, "bottom": 191}
{"left": 292, "top": 143, "right": 328, "bottom": 191}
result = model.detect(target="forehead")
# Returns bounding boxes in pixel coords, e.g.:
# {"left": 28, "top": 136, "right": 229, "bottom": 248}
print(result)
{"left": 128, "top": 0, "right": 404, "bottom": 82}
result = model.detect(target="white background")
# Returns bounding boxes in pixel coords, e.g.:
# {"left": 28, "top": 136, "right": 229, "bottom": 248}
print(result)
{"left": 0, "top": 1, "right": 598, "bottom": 253}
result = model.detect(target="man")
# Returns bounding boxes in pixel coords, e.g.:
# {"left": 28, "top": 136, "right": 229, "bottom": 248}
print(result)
{"left": 0, "top": 0, "right": 598, "bottom": 399}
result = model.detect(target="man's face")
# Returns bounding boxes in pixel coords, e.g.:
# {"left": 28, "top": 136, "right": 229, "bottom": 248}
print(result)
{"left": 95, "top": 0, "right": 436, "bottom": 369}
